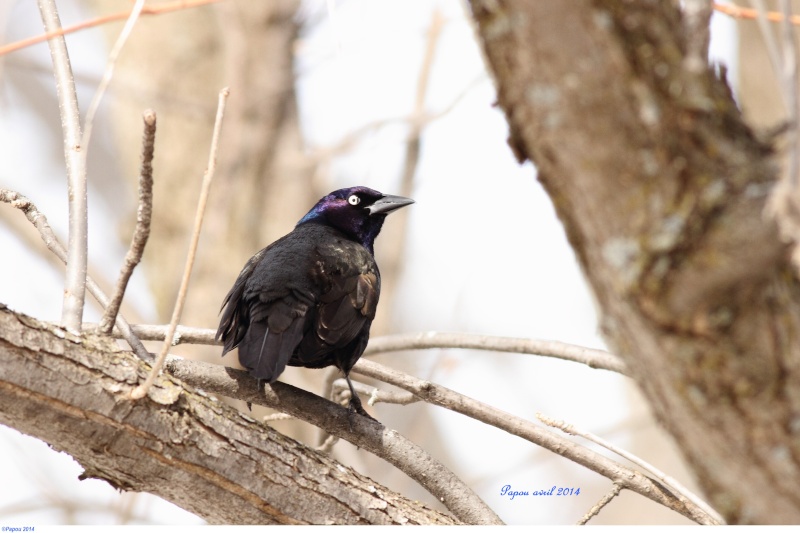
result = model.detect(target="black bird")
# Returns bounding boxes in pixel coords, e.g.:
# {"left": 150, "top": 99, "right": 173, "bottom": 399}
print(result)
{"left": 216, "top": 186, "right": 414, "bottom": 418}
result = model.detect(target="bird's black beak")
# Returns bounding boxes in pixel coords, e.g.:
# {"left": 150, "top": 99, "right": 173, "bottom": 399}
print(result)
{"left": 366, "top": 194, "right": 415, "bottom": 216}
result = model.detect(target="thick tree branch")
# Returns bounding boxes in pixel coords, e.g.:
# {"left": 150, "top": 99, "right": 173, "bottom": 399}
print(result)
{"left": 0, "top": 305, "right": 457, "bottom": 525}
{"left": 165, "top": 358, "right": 503, "bottom": 525}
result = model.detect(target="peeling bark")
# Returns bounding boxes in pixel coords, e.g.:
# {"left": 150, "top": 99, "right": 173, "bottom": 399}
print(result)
{"left": 470, "top": 0, "right": 800, "bottom": 523}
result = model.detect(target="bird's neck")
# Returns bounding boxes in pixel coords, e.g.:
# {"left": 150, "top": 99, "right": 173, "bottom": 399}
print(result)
{"left": 357, "top": 219, "right": 384, "bottom": 255}
{"left": 297, "top": 216, "right": 385, "bottom": 255}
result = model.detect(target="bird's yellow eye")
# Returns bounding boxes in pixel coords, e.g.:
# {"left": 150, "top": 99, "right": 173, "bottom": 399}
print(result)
{"left": 348, "top": 195, "right": 361, "bottom": 206}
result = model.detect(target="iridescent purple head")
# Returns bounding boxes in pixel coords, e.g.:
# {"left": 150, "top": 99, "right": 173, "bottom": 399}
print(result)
{"left": 297, "top": 186, "right": 414, "bottom": 253}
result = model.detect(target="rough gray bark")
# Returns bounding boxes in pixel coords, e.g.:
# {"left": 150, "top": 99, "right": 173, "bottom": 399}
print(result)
{"left": 470, "top": 0, "right": 800, "bottom": 524}
{"left": 0, "top": 304, "right": 457, "bottom": 525}
{"left": 164, "top": 358, "right": 503, "bottom": 525}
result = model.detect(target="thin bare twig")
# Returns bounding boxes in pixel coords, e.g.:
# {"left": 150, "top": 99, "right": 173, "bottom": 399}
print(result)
{"left": 759, "top": 0, "right": 800, "bottom": 271}
{"left": 321, "top": 366, "right": 341, "bottom": 404}
{"left": 315, "top": 434, "right": 339, "bottom": 453}
{"left": 351, "top": 358, "right": 718, "bottom": 525}
{"left": 714, "top": 2, "right": 800, "bottom": 25}
{"left": 331, "top": 379, "right": 419, "bottom": 406}
{"left": 84, "top": 322, "right": 214, "bottom": 345}
{"left": 81, "top": 0, "right": 146, "bottom": 156}
{"left": 749, "top": 0, "right": 786, "bottom": 91}
{"left": 88, "top": 286, "right": 153, "bottom": 362}
{"left": 309, "top": 75, "right": 485, "bottom": 166}
{"left": 0, "top": 0, "right": 224, "bottom": 57}
{"left": 89, "top": 324, "right": 627, "bottom": 374}
{"left": 775, "top": 1, "right": 800, "bottom": 269}
{"left": 404, "top": 8, "right": 444, "bottom": 193}
{"left": 780, "top": 0, "right": 799, "bottom": 189}
{"left": 577, "top": 483, "right": 621, "bottom": 525}
{"left": 164, "top": 356, "right": 504, "bottom": 525}
{"left": 262, "top": 413, "right": 293, "bottom": 422}
{"left": 0, "top": 189, "right": 152, "bottom": 362}
{"left": 537, "top": 413, "right": 724, "bottom": 524}
{"left": 363, "top": 331, "right": 627, "bottom": 374}
{"left": 100, "top": 110, "right": 156, "bottom": 334}
{"left": 1, "top": 189, "right": 63, "bottom": 258}
{"left": 0, "top": 197, "right": 120, "bottom": 319}
{"left": 38, "top": 0, "right": 87, "bottom": 332}
{"left": 131, "top": 88, "right": 229, "bottom": 401}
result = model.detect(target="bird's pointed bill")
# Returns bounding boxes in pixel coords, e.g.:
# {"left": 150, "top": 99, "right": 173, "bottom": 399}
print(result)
{"left": 366, "top": 194, "right": 415, "bottom": 215}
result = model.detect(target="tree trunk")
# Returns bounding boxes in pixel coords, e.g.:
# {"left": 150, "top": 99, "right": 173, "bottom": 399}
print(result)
{"left": 0, "top": 304, "right": 456, "bottom": 525}
{"left": 470, "top": 0, "right": 800, "bottom": 524}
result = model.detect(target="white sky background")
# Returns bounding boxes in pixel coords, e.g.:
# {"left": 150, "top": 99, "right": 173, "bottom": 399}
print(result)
{"left": 0, "top": 0, "right": 736, "bottom": 526}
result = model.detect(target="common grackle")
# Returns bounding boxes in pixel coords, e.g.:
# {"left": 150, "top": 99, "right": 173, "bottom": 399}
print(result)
{"left": 216, "top": 186, "right": 414, "bottom": 419}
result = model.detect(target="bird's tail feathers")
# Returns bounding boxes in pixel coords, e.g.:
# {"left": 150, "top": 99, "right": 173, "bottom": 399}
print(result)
{"left": 239, "top": 319, "right": 304, "bottom": 383}
{"left": 217, "top": 291, "right": 248, "bottom": 358}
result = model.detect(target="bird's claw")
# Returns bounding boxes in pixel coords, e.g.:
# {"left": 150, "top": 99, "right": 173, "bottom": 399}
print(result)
{"left": 347, "top": 395, "right": 380, "bottom": 426}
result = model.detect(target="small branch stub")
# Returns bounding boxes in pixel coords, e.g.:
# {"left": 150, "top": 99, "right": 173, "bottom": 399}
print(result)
{"left": 132, "top": 88, "right": 229, "bottom": 401}
{"left": 100, "top": 109, "right": 156, "bottom": 334}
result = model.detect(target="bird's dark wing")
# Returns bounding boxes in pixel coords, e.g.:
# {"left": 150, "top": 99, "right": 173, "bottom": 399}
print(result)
{"left": 294, "top": 253, "right": 379, "bottom": 366}
{"left": 216, "top": 248, "right": 266, "bottom": 356}
{"left": 318, "top": 272, "right": 378, "bottom": 343}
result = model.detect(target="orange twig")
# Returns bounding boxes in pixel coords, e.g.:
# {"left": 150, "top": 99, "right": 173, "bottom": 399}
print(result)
{"left": 0, "top": 0, "right": 224, "bottom": 57}
{"left": 713, "top": 2, "right": 800, "bottom": 25}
